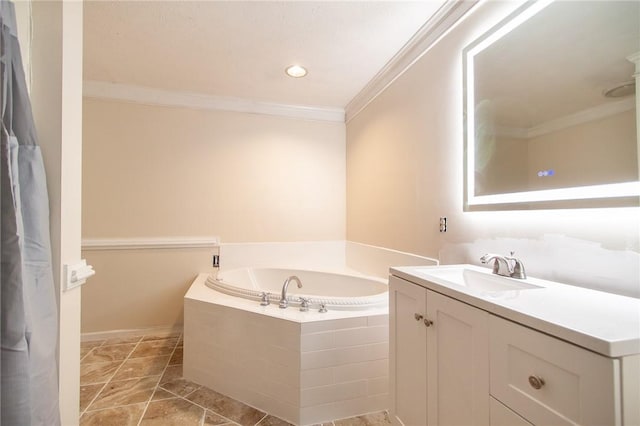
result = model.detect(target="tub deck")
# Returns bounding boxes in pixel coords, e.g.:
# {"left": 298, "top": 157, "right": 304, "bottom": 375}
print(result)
{"left": 184, "top": 273, "right": 390, "bottom": 426}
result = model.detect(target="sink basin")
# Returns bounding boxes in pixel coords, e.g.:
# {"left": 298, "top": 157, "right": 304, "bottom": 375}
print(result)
{"left": 414, "top": 267, "right": 543, "bottom": 293}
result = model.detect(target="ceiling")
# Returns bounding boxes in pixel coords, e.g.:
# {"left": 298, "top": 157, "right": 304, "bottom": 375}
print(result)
{"left": 83, "top": 1, "right": 448, "bottom": 110}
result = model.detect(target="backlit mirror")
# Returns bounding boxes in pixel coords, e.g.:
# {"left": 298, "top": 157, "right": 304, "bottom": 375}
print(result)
{"left": 463, "top": 0, "right": 640, "bottom": 210}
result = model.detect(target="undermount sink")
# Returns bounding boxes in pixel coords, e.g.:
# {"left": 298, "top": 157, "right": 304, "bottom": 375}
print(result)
{"left": 415, "top": 267, "right": 543, "bottom": 293}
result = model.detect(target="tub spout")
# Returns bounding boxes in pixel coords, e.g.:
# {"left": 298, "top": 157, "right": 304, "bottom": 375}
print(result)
{"left": 279, "top": 275, "right": 302, "bottom": 309}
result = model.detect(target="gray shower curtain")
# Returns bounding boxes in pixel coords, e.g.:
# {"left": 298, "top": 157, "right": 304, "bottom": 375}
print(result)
{"left": 1, "top": 1, "right": 61, "bottom": 425}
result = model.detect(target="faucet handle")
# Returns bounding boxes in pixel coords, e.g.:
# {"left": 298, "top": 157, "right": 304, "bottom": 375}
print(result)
{"left": 260, "top": 292, "right": 270, "bottom": 306}
{"left": 481, "top": 253, "right": 513, "bottom": 277}
{"left": 505, "top": 251, "right": 527, "bottom": 280}
{"left": 480, "top": 253, "right": 501, "bottom": 275}
{"left": 299, "top": 297, "right": 311, "bottom": 312}
{"left": 506, "top": 253, "right": 527, "bottom": 279}
{"left": 511, "top": 261, "right": 526, "bottom": 279}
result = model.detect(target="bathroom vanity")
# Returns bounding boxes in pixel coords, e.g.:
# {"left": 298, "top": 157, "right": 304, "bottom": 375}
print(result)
{"left": 389, "top": 265, "right": 640, "bottom": 426}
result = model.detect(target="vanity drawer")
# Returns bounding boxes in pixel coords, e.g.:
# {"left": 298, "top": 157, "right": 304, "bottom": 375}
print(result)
{"left": 490, "top": 396, "right": 532, "bottom": 426}
{"left": 489, "top": 315, "right": 620, "bottom": 426}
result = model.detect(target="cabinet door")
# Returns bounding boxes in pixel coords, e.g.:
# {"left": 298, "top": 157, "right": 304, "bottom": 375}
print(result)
{"left": 426, "top": 290, "right": 490, "bottom": 426}
{"left": 389, "top": 275, "right": 428, "bottom": 426}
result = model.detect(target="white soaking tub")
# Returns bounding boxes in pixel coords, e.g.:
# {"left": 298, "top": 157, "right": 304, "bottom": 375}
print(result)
{"left": 184, "top": 268, "right": 390, "bottom": 426}
{"left": 208, "top": 267, "right": 389, "bottom": 310}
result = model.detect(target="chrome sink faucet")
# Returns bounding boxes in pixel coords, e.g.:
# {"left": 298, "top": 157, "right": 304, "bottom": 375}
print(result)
{"left": 480, "top": 252, "right": 527, "bottom": 279}
{"left": 279, "top": 275, "right": 302, "bottom": 309}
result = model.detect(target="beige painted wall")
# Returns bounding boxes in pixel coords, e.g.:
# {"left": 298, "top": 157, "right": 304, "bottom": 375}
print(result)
{"left": 82, "top": 99, "right": 345, "bottom": 241}
{"left": 347, "top": 1, "right": 640, "bottom": 297}
{"left": 81, "top": 99, "right": 346, "bottom": 332}
{"left": 81, "top": 248, "right": 215, "bottom": 332}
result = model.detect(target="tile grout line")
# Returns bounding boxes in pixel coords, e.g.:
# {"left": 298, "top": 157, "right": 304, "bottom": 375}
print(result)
{"left": 79, "top": 340, "right": 110, "bottom": 419}
{"left": 79, "top": 338, "right": 106, "bottom": 366}
{"left": 176, "top": 387, "right": 241, "bottom": 426}
{"left": 136, "top": 332, "right": 182, "bottom": 426}
{"left": 254, "top": 412, "right": 269, "bottom": 426}
{"left": 80, "top": 381, "right": 109, "bottom": 419}
{"left": 81, "top": 336, "right": 145, "bottom": 420}
{"left": 81, "top": 340, "right": 141, "bottom": 417}
{"left": 160, "top": 336, "right": 242, "bottom": 426}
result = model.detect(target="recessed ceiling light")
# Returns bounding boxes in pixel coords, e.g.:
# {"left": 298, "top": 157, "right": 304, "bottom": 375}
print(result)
{"left": 285, "top": 65, "right": 307, "bottom": 78}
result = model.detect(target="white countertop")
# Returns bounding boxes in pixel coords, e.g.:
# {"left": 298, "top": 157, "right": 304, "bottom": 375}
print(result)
{"left": 390, "top": 265, "right": 640, "bottom": 358}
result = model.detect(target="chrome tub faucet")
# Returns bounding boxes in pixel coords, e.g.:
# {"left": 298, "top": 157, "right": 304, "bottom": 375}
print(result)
{"left": 279, "top": 275, "right": 302, "bottom": 309}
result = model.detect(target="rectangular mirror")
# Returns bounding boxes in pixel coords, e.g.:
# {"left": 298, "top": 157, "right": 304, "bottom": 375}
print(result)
{"left": 463, "top": 0, "right": 640, "bottom": 210}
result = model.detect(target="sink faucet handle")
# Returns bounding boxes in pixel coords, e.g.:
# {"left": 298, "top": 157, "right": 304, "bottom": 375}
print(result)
{"left": 299, "top": 297, "right": 311, "bottom": 312}
{"left": 506, "top": 252, "right": 527, "bottom": 279}
{"left": 480, "top": 253, "right": 512, "bottom": 277}
{"left": 480, "top": 253, "right": 497, "bottom": 265}
{"left": 259, "top": 292, "right": 270, "bottom": 306}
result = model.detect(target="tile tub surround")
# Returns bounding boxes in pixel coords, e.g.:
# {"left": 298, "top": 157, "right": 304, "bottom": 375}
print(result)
{"left": 184, "top": 275, "right": 390, "bottom": 425}
{"left": 81, "top": 331, "right": 391, "bottom": 426}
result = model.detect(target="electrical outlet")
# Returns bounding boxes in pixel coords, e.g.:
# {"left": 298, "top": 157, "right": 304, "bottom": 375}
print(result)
{"left": 439, "top": 217, "right": 447, "bottom": 232}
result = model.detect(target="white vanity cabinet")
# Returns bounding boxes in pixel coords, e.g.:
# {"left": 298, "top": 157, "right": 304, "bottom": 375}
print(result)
{"left": 489, "top": 316, "right": 620, "bottom": 426}
{"left": 389, "top": 275, "right": 490, "bottom": 426}
{"left": 390, "top": 266, "right": 640, "bottom": 426}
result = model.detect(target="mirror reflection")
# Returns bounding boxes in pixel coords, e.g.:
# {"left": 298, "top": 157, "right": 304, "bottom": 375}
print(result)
{"left": 465, "top": 0, "right": 639, "bottom": 207}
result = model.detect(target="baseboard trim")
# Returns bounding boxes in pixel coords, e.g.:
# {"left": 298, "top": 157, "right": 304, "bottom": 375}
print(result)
{"left": 81, "top": 325, "right": 183, "bottom": 342}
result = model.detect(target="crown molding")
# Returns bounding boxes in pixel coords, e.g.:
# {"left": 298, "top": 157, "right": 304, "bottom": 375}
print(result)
{"left": 496, "top": 97, "right": 635, "bottom": 140}
{"left": 83, "top": 80, "right": 345, "bottom": 123}
{"left": 345, "top": 0, "right": 480, "bottom": 123}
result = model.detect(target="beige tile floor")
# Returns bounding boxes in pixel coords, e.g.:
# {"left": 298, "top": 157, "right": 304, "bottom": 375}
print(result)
{"left": 80, "top": 331, "right": 391, "bottom": 426}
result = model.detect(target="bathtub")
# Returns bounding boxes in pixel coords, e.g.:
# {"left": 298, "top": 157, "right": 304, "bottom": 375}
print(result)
{"left": 208, "top": 267, "right": 389, "bottom": 310}
{"left": 184, "top": 268, "right": 390, "bottom": 425}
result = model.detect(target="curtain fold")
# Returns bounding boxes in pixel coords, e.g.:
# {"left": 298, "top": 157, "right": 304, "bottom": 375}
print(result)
{"left": 1, "top": 1, "right": 61, "bottom": 425}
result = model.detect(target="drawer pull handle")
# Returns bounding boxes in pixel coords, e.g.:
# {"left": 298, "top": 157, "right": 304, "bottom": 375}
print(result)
{"left": 528, "top": 375, "right": 545, "bottom": 390}
{"left": 414, "top": 313, "right": 424, "bottom": 321}
{"left": 424, "top": 318, "right": 433, "bottom": 327}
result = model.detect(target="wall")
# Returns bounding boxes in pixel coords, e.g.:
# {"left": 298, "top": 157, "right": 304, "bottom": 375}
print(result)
{"left": 346, "top": 1, "right": 640, "bottom": 297}
{"left": 81, "top": 99, "right": 346, "bottom": 332}
{"left": 82, "top": 99, "right": 345, "bottom": 241}
{"left": 27, "top": 1, "right": 84, "bottom": 424}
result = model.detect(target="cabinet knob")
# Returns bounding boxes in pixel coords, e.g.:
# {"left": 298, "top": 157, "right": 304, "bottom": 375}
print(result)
{"left": 414, "top": 313, "right": 424, "bottom": 321}
{"left": 424, "top": 318, "right": 433, "bottom": 327}
{"left": 528, "top": 375, "right": 545, "bottom": 390}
